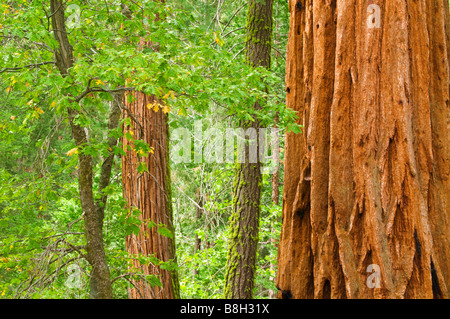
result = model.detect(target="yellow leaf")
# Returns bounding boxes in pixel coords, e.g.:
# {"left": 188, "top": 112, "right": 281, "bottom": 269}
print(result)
{"left": 153, "top": 103, "right": 159, "bottom": 112}
{"left": 162, "top": 104, "right": 170, "bottom": 114}
{"left": 146, "top": 103, "right": 152, "bottom": 110}
{"left": 39, "top": 205, "right": 43, "bottom": 210}
{"left": 137, "top": 149, "right": 145, "bottom": 156}
{"left": 95, "top": 79, "right": 104, "bottom": 85}
{"left": 10, "top": 116, "right": 15, "bottom": 120}
{"left": 163, "top": 90, "right": 175, "bottom": 100}
{"left": 66, "top": 148, "right": 78, "bottom": 156}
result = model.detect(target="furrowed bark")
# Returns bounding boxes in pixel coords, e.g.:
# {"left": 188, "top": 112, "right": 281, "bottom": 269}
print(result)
{"left": 122, "top": 92, "right": 180, "bottom": 299}
{"left": 276, "top": 0, "right": 450, "bottom": 299}
{"left": 121, "top": 0, "right": 180, "bottom": 299}
{"left": 224, "top": 0, "right": 273, "bottom": 299}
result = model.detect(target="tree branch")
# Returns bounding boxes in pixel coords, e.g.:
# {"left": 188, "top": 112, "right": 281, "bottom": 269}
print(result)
{"left": 0, "top": 61, "right": 55, "bottom": 74}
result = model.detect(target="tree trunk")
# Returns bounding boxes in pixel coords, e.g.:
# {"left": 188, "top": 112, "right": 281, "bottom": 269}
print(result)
{"left": 122, "top": 91, "right": 180, "bottom": 299}
{"left": 194, "top": 189, "right": 203, "bottom": 276}
{"left": 50, "top": 0, "right": 114, "bottom": 299}
{"left": 268, "top": 121, "right": 280, "bottom": 299}
{"left": 224, "top": 0, "right": 273, "bottom": 299}
{"left": 276, "top": 0, "right": 450, "bottom": 299}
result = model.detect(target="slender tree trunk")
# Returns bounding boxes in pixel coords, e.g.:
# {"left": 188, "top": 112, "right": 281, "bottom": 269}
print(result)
{"left": 122, "top": 91, "right": 180, "bottom": 299}
{"left": 50, "top": 0, "right": 117, "bottom": 299}
{"left": 224, "top": 0, "right": 273, "bottom": 299}
{"left": 268, "top": 120, "right": 280, "bottom": 299}
{"left": 194, "top": 189, "right": 203, "bottom": 276}
{"left": 277, "top": 0, "right": 450, "bottom": 299}
{"left": 268, "top": 8, "right": 281, "bottom": 299}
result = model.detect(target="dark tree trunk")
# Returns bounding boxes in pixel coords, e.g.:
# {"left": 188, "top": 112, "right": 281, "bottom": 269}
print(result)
{"left": 50, "top": 0, "right": 116, "bottom": 299}
{"left": 194, "top": 189, "right": 203, "bottom": 276}
{"left": 224, "top": 0, "right": 273, "bottom": 299}
{"left": 268, "top": 120, "right": 280, "bottom": 299}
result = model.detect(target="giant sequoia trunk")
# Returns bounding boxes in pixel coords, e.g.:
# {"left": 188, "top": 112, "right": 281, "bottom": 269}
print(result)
{"left": 224, "top": 0, "right": 273, "bottom": 299}
{"left": 122, "top": 91, "right": 180, "bottom": 299}
{"left": 277, "top": 0, "right": 450, "bottom": 299}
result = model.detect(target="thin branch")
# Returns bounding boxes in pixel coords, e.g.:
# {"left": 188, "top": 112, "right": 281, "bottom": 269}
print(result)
{"left": 271, "top": 46, "right": 286, "bottom": 61}
{"left": 222, "top": 27, "right": 246, "bottom": 38}
{"left": 232, "top": 46, "right": 246, "bottom": 60}
{"left": 221, "top": 3, "right": 246, "bottom": 34}
{"left": 0, "top": 61, "right": 55, "bottom": 74}
{"left": 73, "top": 78, "right": 134, "bottom": 102}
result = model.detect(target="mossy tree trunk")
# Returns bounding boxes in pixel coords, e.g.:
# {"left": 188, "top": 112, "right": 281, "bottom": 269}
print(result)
{"left": 224, "top": 0, "right": 273, "bottom": 299}
{"left": 277, "top": 0, "right": 450, "bottom": 299}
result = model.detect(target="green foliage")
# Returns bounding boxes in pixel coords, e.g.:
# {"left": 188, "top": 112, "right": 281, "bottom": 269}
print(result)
{"left": 0, "top": 0, "right": 295, "bottom": 298}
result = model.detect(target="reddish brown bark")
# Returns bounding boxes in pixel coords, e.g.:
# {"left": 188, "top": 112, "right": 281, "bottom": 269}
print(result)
{"left": 122, "top": 92, "right": 179, "bottom": 299}
{"left": 277, "top": 0, "right": 450, "bottom": 299}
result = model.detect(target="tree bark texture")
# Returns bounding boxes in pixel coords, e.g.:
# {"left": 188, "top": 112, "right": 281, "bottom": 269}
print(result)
{"left": 122, "top": 92, "right": 180, "bottom": 299}
{"left": 224, "top": 0, "right": 273, "bottom": 299}
{"left": 50, "top": 0, "right": 114, "bottom": 299}
{"left": 276, "top": 0, "right": 450, "bottom": 299}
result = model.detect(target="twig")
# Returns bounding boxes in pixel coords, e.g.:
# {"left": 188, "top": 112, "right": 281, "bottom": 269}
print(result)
{"left": 0, "top": 61, "right": 55, "bottom": 74}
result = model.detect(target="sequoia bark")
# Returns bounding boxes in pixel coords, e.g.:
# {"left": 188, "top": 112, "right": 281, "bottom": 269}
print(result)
{"left": 122, "top": 91, "right": 180, "bottom": 299}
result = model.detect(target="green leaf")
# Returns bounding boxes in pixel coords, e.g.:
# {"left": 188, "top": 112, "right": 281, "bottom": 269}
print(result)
{"left": 157, "top": 225, "right": 173, "bottom": 239}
